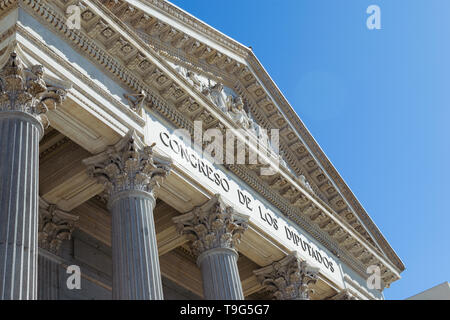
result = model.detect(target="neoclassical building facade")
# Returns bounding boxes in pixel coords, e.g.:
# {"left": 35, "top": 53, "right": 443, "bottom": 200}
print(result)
{"left": 0, "top": 0, "right": 404, "bottom": 300}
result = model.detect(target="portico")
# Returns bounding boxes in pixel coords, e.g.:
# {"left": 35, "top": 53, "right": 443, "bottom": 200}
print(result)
{"left": 0, "top": 0, "right": 404, "bottom": 300}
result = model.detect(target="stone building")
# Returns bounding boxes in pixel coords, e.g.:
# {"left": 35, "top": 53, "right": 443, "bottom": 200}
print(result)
{"left": 406, "top": 282, "right": 450, "bottom": 300}
{"left": 0, "top": 0, "right": 404, "bottom": 300}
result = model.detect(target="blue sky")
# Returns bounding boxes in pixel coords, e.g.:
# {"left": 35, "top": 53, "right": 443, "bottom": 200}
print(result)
{"left": 169, "top": 0, "right": 450, "bottom": 299}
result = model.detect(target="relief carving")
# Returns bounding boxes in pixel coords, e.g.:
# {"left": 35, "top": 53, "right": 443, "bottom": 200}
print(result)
{"left": 82, "top": 130, "right": 172, "bottom": 199}
{"left": 38, "top": 198, "right": 79, "bottom": 254}
{"left": 254, "top": 253, "right": 319, "bottom": 300}
{"left": 172, "top": 194, "right": 249, "bottom": 257}
{"left": 0, "top": 49, "right": 67, "bottom": 128}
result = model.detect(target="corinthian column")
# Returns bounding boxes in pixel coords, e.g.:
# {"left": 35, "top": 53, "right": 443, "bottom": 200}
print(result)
{"left": 173, "top": 195, "right": 249, "bottom": 300}
{"left": 83, "top": 131, "right": 171, "bottom": 300}
{"left": 38, "top": 198, "right": 78, "bottom": 300}
{"left": 0, "top": 50, "right": 66, "bottom": 300}
{"left": 253, "top": 253, "right": 319, "bottom": 300}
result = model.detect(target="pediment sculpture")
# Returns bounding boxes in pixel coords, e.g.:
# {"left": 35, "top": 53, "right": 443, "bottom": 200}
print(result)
{"left": 171, "top": 64, "right": 297, "bottom": 173}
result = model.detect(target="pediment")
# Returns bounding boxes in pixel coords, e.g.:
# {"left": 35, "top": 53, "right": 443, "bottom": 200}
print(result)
{"left": 2, "top": 0, "right": 404, "bottom": 285}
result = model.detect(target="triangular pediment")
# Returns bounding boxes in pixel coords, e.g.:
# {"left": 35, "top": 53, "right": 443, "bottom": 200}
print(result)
{"left": 1, "top": 0, "right": 403, "bottom": 286}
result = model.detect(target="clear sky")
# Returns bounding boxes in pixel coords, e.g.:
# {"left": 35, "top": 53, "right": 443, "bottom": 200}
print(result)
{"left": 169, "top": 0, "right": 450, "bottom": 299}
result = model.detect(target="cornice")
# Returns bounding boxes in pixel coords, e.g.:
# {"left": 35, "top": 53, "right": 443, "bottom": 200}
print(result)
{"left": 343, "top": 274, "right": 379, "bottom": 300}
{"left": 244, "top": 53, "right": 405, "bottom": 272}
{"left": 0, "top": 0, "right": 16, "bottom": 12}
{"left": 130, "top": 0, "right": 249, "bottom": 58}
{"left": 227, "top": 163, "right": 392, "bottom": 284}
{"left": 136, "top": 29, "right": 234, "bottom": 85}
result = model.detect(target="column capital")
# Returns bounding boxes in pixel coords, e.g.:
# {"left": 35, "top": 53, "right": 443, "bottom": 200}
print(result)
{"left": 0, "top": 49, "right": 67, "bottom": 135}
{"left": 254, "top": 253, "right": 319, "bottom": 300}
{"left": 38, "top": 198, "right": 79, "bottom": 255}
{"left": 173, "top": 194, "right": 249, "bottom": 259}
{"left": 82, "top": 130, "right": 172, "bottom": 202}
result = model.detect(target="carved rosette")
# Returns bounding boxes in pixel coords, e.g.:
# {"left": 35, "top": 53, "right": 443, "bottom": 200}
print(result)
{"left": 173, "top": 195, "right": 249, "bottom": 258}
{"left": 38, "top": 198, "right": 79, "bottom": 254}
{"left": 0, "top": 51, "right": 66, "bottom": 130}
{"left": 254, "top": 254, "right": 319, "bottom": 300}
{"left": 83, "top": 130, "right": 172, "bottom": 200}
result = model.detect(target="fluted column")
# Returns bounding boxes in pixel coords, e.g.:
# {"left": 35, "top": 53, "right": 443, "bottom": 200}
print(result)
{"left": 254, "top": 253, "right": 319, "bottom": 300}
{"left": 83, "top": 131, "right": 171, "bottom": 300}
{"left": 173, "top": 195, "right": 249, "bottom": 300}
{"left": 37, "top": 198, "right": 78, "bottom": 300}
{"left": 37, "top": 253, "right": 59, "bottom": 300}
{"left": 198, "top": 247, "right": 243, "bottom": 300}
{"left": 0, "top": 50, "right": 66, "bottom": 300}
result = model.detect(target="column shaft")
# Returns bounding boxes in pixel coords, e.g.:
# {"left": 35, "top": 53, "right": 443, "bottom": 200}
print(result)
{"left": 0, "top": 115, "right": 40, "bottom": 300}
{"left": 0, "top": 51, "right": 66, "bottom": 300}
{"left": 198, "top": 248, "right": 244, "bottom": 300}
{"left": 37, "top": 254, "right": 59, "bottom": 300}
{"left": 110, "top": 192, "right": 163, "bottom": 300}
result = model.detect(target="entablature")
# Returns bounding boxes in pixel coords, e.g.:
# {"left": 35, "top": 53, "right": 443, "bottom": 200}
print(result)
{"left": 0, "top": 0, "right": 402, "bottom": 289}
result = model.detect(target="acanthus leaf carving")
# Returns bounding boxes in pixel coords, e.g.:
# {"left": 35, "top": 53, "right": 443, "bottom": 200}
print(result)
{"left": 172, "top": 194, "right": 249, "bottom": 258}
{"left": 38, "top": 198, "right": 79, "bottom": 254}
{"left": 82, "top": 129, "right": 172, "bottom": 200}
{"left": 254, "top": 253, "right": 319, "bottom": 300}
{"left": 0, "top": 50, "right": 67, "bottom": 129}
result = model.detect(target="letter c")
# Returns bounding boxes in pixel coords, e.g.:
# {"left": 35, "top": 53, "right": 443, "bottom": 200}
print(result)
{"left": 160, "top": 132, "right": 170, "bottom": 147}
